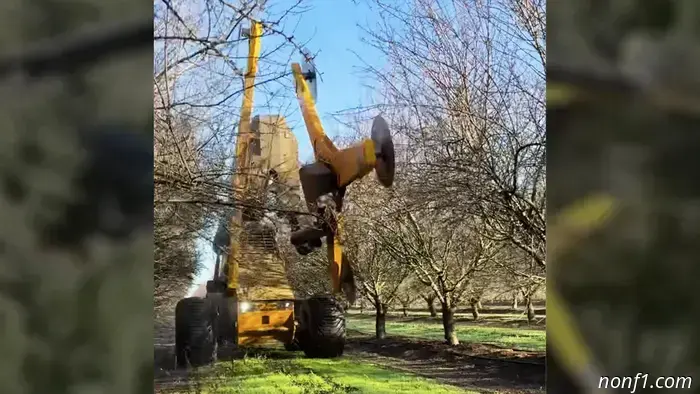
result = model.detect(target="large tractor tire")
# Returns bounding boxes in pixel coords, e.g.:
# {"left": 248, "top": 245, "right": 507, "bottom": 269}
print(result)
{"left": 175, "top": 297, "right": 218, "bottom": 368}
{"left": 298, "top": 296, "right": 346, "bottom": 358}
{"left": 204, "top": 286, "right": 235, "bottom": 346}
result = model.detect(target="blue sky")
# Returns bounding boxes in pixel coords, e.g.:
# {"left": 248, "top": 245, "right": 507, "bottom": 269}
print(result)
{"left": 289, "top": 0, "right": 382, "bottom": 157}
{"left": 188, "top": 0, "right": 384, "bottom": 293}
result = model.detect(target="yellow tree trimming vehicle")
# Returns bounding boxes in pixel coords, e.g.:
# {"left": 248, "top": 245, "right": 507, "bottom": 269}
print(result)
{"left": 174, "top": 19, "right": 395, "bottom": 366}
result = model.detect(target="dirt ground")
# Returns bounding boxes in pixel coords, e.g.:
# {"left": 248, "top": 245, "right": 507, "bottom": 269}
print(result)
{"left": 345, "top": 331, "right": 544, "bottom": 393}
{"left": 154, "top": 317, "right": 544, "bottom": 393}
{"left": 154, "top": 317, "right": 189, "bottom": 392}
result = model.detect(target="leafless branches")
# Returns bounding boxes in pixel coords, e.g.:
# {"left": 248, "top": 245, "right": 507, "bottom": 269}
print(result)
{"left": 333, "top": 0, "right": 545, "bottom": 343}
{"left": 153, "top": 0, "right": 314, "bottom": 312}
{"left": 360, "top": 0, "right": 545, "bottom": 269}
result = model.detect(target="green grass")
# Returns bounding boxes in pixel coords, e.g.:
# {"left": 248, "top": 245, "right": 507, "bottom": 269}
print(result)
{"left": 170, "top": 350, "right": 473, "bottom": 394}
{"left": 159, "top": 313, "right": 544, "bottom": 393}
{"left": 347, "top": 314, "right": 546, "bottom": 352}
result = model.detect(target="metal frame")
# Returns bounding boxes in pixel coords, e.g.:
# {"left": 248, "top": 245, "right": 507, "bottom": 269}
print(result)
{"left": 221, "top": 17, "right": 383, "bottom": 348}
{"left": 290, "top": 63, "right": 377, "bottom": 296}
{"left": 227, "top": 20, "right": 263, "bottom": 292}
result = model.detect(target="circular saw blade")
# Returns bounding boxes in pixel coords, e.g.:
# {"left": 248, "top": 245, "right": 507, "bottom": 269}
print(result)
{"left": 370, "top": 115, "right": 395, "bottom": 187}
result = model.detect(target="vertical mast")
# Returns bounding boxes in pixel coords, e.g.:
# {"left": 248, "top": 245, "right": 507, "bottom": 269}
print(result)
{"left": 227, "top": 20, "right": 263, "bottom": 291}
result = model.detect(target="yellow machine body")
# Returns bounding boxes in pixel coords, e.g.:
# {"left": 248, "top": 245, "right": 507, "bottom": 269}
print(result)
{"left": 236, "top": 300, "right": 295, "bottom": 346}
{"left": 290, "top": 63, "right": 374, "bottom": 299}
{"left": 221, "top": 20, "right": 297, "bottom": 347}
{"left": 222, "top": 19, "right": 380, "bottom": 349}
{"left": 176, "top": 17, "right": 393, "bottom": 367}
{"left": 232, "top": 115, "right": 301, "bottom": 346}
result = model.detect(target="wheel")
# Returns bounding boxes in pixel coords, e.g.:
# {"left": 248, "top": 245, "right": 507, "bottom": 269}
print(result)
{"left": 175, "top": 297, "right": 218, "bottom": 368}
{"left": 298, "top": 296, "right": 346, "bottom": 358}
{"left": 205, "top": 291, "right": 234, "bottom": 346}
{"left": 175, "top": 297, "right": 218, "bottom": 367}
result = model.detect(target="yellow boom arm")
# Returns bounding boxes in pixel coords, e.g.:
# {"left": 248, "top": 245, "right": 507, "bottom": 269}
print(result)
{"left": 291, "top": 64, "right": 377, "bottom": 187}
{"left": 291, "top": 63, "right": 376, "bottom": 298}
{"left": 227, "top": 21, "right": 263, "bottom": 291}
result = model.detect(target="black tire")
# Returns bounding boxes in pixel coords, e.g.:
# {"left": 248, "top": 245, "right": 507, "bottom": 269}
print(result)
{"left": 175, "top": 297, "right": 218, "bottom": 368}
{"left": 206, "top": 292, "right": 234, "bottom": 346}
{"left": 299, "top": 296, "right": 346, "bottom": 358}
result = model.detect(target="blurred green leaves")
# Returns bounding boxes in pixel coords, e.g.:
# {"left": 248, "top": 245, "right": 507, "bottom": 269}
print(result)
{"left": 548, "top": 194, "right": 617, "bottom": 391}
{"left": 0, "top": 1, "right": 152, "bottom": 393}
{"left": 549, "top": 1, "right": 700, "bottom": 390}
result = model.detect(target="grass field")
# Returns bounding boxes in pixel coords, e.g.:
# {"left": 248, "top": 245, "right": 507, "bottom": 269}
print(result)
{"left": 156, "top": 311, "right": 544, "bottom": 393}
{"left": 347, "top": 312, "right": 546, "bottom": 352}
{"left": 167, "top": 350, "right": 474, "bottom": 394}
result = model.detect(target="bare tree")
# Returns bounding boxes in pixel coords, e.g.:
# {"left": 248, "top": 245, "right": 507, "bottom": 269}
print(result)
{"left": 356, "top": 0, "right": 546, "bottom": 281}
{"left": 344, "top": 177, "right": 412, "bottom": 339}
{"left": 334, "top": 121, "right": 500, "bottom": 344}
{"left": 359, "top": 180, "right": 497, "bottom": 345}
{"left": 394, "top": 279, "right": 421, "bottom": 317}
{"left": 495, "top": 244, "right": 545, "bottom": 322}
{"left": 466, "top": 269, "right": 496, "bottom": 320}
{"left": 333, "top": 115, "right": 420, "bottom": 326}
{"left": 346, "top": 239, "right": 407, "bottom": 339}
{"left": 421, "top": 290, "right": 438, "bottom": 317}
{"left": 154, "top": 83, "right": 208, "bottom": 313}
{"left": 520, "top": 280, "right": 542, "bottom": 323}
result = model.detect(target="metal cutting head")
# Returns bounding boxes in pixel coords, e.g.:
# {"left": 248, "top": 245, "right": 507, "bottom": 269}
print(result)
{"left": 371, "top": 115, "right": 395, "bottom": 187}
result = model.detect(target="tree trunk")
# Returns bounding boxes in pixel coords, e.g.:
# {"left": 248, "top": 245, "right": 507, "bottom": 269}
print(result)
{"left": 512, "top": 294, "right": 519, "bottom": 310}
{"left": 375, "top": 303, "right": 387, "bottom": 339}
{"left": 526, "top": 296, "right": 535, "bottom": 324}
{"left": 360, "top": 301, "right": 364, "bottom": 314}
{"left": 402, "top": 305, "right": 408, "bottom": 317}
{"left": 470, "top": 300, "right": 480, "bottom": 320}
{"left": 440, "top": 301, "right": 459, "bottom": 345}
{"left": 427, "top": 297, "right": 437, "bottom": 317}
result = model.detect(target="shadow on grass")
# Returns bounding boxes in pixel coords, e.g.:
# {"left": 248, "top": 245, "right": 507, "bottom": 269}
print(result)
{"left": 346, "top": 334, "right": 545, "bottom": 392}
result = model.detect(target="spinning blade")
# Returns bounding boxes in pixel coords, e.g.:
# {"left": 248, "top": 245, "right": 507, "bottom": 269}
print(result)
{"left": 371, "top": 115, "right": 395, "bottom": 187}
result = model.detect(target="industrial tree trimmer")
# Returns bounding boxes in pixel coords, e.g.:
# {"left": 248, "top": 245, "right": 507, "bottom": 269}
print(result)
{"left": 174, "top": 19, "right": 395, "bottom": 367}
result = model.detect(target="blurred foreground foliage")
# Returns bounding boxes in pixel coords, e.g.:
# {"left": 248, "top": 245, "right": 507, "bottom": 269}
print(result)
{"left": 0, "top": 1, "right": 152, "bottom": 394}
{"left": 549, "top": 0, "right": 700, "bottom": 391}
